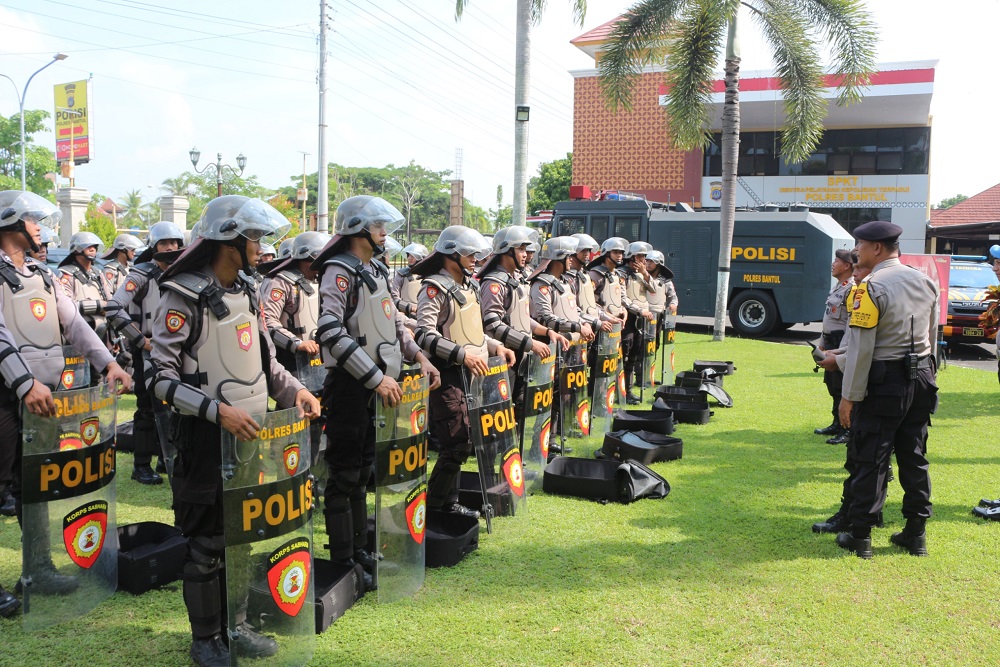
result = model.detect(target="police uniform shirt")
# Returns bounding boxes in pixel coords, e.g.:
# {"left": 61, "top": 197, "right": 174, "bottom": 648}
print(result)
{"left": 150, "top": 267, "right": 305, "bottom": 425}
{"left": 664, "top": 279, "right": 679, "bottom": 312}
{"left": 261, "top": 272, "right": 306, "bottom": 351}
{"left": 0, "top": 250, "right": 114, "bottom": 372}
{"left": 588, "top": 266, "right": 628, "bottom": 319}
{"left": 841, "top": 258, "right": 939, "bottom": 401}
{"left": 479, "top": 271, "right": 544, "bottom": 349}
{"left": 416, "top": 269, "right": 501, "bottom": 363}
{"left": 107, "top": 264, "right": 159, "bottom": 347}
{"left": 564, "top": 269, "right": 603, "bottom": 327}
{"left": 58, "top": 260, "right": 111, "bottom": 309}
{"left": 104, "top": 261, "right": 129, "bottom": 296}
{"left": 822, "top": 278, "right": 854, "bottom": 336}
{"left": 529, "top": 274, "right": 582, "bottom": 335}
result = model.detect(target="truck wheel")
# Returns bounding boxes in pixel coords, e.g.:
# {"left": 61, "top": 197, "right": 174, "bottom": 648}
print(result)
{"left": 729, "top": 290, "right": 779, "bottom": 337}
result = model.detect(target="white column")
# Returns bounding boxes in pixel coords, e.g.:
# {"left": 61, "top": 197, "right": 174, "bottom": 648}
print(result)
{"left": 55, "top": 186, "right": 89, "bottom": 247}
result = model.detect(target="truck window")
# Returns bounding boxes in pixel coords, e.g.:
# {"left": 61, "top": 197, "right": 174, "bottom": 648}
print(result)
{"left": 614, "top": 216, "right": 641, "bottom": 242}
{"left": 558, "top": 216, "right": 585, "bottom": 236}
{"left": 590, "top": 216, "right": 609, "bottom": 244}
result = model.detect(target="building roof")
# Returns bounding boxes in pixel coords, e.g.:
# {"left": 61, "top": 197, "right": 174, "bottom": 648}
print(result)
{"left": 570, "top": 15, "right": 625, "bottom": 59}
{"left": 929, "top": 183, "right": 1000, "bottom": 227}
{"left": 98, "top": 197, "right": 125, "bottom": 214}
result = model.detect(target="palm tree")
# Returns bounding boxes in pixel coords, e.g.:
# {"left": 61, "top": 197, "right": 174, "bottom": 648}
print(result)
{"left": 119, "top": 189, "right": 147, "bottom": 228}
{"left": 455, "top": 0, "right": 587, "bottom": 228}
{"left": 161, "top": 174, "right": 194, "bottom": 197}
{"left": 599, "top": 0, "right": 877, "bottom": 341}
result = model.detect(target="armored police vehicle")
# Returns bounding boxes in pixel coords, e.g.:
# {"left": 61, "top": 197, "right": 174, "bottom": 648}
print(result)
{"left": 551, "top": 199, "right": 854, "bottom": 337}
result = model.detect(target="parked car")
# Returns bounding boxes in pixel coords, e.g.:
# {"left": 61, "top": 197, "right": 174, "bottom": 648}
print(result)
{"left": 943, "top": 255, "right": 997, "bottom": 343}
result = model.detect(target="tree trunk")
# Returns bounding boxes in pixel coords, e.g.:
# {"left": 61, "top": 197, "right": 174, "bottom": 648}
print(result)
{"left": 713, "top": 18, "right": 741, "bottom": 342}
{"left": 512, "top": 0, "right": 531, "bottom": 226}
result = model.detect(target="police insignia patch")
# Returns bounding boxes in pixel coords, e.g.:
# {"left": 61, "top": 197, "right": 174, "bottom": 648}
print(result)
{"left": 59, "top": 273, "right": 71, "bottom": 285}
{"left": 165, "top": 309, "right": 186, "bottom": 333}
{"left": 336, "top": 275, "right": 349, "bottom": 292}
{"left": 489, "top": 282, "right": 501, "bottom": 295}
{"left": 381, "top": 297, "right": 392, "bottom": 319}
{"left": 539, "top": 285, "right": 549, "bottom": 296}
{"left": 30, "top": 297, "right": 46, "bottom": 321}
{"left": 426, "top": 285, "right": 439, "bottom": 299}
{"left": 124, "top": 279, "right": 138, "bottom": 293}
{"left": 270, "top": 288, "right": 285, "bottom": 302}
{"left": 236, "top": 321, "right": 253, "bottom": 350}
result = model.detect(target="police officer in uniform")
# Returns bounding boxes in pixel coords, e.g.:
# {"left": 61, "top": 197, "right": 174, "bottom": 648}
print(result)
{"left": 260, "top": 231, "right": 330, "bottom": 373}
{"left": 108, "top": 221, "right": 185, "bottom": 485}
{"left": 391, "top": 242, "right": 428, "bottom": 318}
{"left": 621, "top": 242, "right": 656, "bottom": 400}
{"left": 410, "top": 226, "right": 515, "bottom": 518}
{"left": 258, "top": 242, "right": 277, "bottom": 264}
{"left": 831, "top": 220, "right": 938, "bottom": 559}
{"left": 57, "top": 231, "right": 118, "bottom": 354}
{"left": 644, "top": 250, "right": 674, "bottom": 366}
{"left": 147, "top": 196, "right": 320, "bottom": 666}
{"left": 529, "top": 237, "right": 594, "bottom": 344}
{"left": 0, "top": 191, "right": 131, "bottom": 602}
{"left": 312, "top": 197, "right": 438, "bottom": 584}
{"left": 588, "top": 238, "right": 633, "bottom": 401}
{"left": 814, "top": 249, "right": 856, "bottom": 444}
{"left": 101, "top": 233, "right": 144, "bottom": 294}
{"left": 26, "top": 226, "right": 55, "bottom": 264}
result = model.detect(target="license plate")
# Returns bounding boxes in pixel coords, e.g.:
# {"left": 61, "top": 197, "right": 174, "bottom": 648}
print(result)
{"left": 963, "top": 327, "right": 984, "bottom": 337}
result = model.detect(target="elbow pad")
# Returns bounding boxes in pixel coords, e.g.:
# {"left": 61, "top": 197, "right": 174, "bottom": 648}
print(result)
{"left": 79, "top": 300, "right": 103, "bottom": 316}
{"left": 316, "top": 313, "right": 383, "bottom": 388}
{"left": 269, "top": 326, "right": 299, "bottom": 353}
{"left": 0, "top": 345, "right": 35, "bottom": 400}
{"left": 146, "top": 357, "right": 219, "bottom": 423}
{"left": 483, "top": 314, "right": 530, "bottom": 354}
{"left": 413, "top": 326, "right": 462, "bottom": 366}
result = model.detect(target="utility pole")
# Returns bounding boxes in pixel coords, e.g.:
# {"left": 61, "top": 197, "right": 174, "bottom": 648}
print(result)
{"left": 298, "top": 151, "right": 310, "bottom": 231}
{"left": 316, "top": 0, "right": 329, "bottom": 232}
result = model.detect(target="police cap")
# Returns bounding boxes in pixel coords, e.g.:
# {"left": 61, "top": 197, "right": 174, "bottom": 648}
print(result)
{"left": 853, "top": 220, "right": 902, "bottom": 243}
{"left": 834, "top": 248, "right": 855, "bottom": 264}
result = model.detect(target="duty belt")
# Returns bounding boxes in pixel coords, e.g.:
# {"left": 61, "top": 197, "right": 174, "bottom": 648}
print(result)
{"left": 881, "top": 356, "right": 933, "bottom": 371}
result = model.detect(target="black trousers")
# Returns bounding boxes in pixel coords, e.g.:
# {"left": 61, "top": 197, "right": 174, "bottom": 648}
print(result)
{"left": 622, "top": 317, "right": 639, "bottom": 391}
{"left": 321, "top": 369, "right": 375, "bottom": 560}
{"left": 823, "top": 369, "right": 844, "bottom": 424}
{"left": 845, "top": 363, "right": 937, "bottom": 529}
{"left": 426, "top": 366, "right": 471, "bottom": 509}
{"left": 131, "top": 345, "right": 161, "bottom": 467}
{"left": 0, "top": 390, "right": 17, "bottom": 493}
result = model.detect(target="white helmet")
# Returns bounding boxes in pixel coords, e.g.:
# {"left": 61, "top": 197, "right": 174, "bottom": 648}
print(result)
{"left": 402, "top": 242, "right": 429, "bottom": 260}
{"left": 259, "top": 243, "right": 277, "bottom": 258}
{"left": 102, "top": 233, "right": 144, "bottom": 259}
{"left": 647, "top": 250, "right": 666, "bottom": 266}
{"left": 570, "top": 233, "right": 599, "bottom": 254}
{"left": 68, "top": 231, "right": 105, "bottom": 255}
{"left": 600, "top": 237, "right": 628, "bottom": 254}
{"left": 334, "top": 195, "right": 405, "bottom": 237}
{"left": 625, "top": 241, "right": 653, "bottom": 259}
{"left": 147, "top": 221, "right": 185, "bottom": 249}
{"left": 433, "top": 226, "right": 491, "bottom": 260}
{"left": 538, "top": 236, "right": 578, "bottom": 261}
{"left": 278, "top": 237, "right": 295, "bottom": 258}
{"left": 0, "top": 191, "right": 62, "bottom": 230}
{"left": 197, "top": 196, "right": 290, "bottom": 243}
{"left": 290, "top": 231, "right": 332, "bottom": 261}
{"left": 492, "top": 226, "right": 535, "bottom": 255}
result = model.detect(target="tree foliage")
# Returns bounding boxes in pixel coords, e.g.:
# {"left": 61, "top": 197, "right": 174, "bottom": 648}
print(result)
{"left": 0, "top": 110, "right": 57, "bottom": 195}
{"left": 527, "top": 153, "right": 572, "bottom": 213}
{"left": 81, "top": 203, "right": 118, "bottom": 248}
{"left": 936, "top": 194, "right": 968, "bottom": 210}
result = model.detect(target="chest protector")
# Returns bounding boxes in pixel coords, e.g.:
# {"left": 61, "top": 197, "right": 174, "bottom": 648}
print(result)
{"left": 646, "top": 277, "right": 667, "bottom": 313}
{"left": 595, "top": 266, "right": 625, "bottom": 316}
{"left": 277, "top": 269, "right": 320, "bottom": 341}
{"left": 625, "top": 272, "right": 649, "bottom": 305}
{"left": 327, "top": 255, "right": 402, "bottom": 379}
{"left": 105, "top": 263, "right": 128, "bottom": 295}
{"left": 63, "top": 264, "right": 108, "bottom": 335}
{"left": 574, "top": 270, "right": 600, "bottom": 317}
{"left": 128, "top": 263, "right": 162, "bottom": 336}
{"left": 171, "top": 275, "right": 268, "bottom": 415}
{"left": 485, "top": 270, "right": 533, "bottom": 335}
{"left": 0, "top": 262, "right": 64, "bottom": 387}
{"left": 398, "top": 268, "right": 422, "bottom": 307}
{"left": 539, "top": 274, "right": 581, "bottom": 342}
{"left": 428, "top": 272, "right": 488, "bottom": 360}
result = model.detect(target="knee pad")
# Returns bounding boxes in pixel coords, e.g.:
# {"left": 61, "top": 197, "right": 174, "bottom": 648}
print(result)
{"left": 183, "top": 535, "right": 225, "bottom": 582}
{"left": 326, "top": 466, "right": 363, "bottom": 498}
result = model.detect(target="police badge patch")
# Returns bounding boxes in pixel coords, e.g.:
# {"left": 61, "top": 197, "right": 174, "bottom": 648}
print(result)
{"left": 236, "top": 321, "right": 253, "bottom": 351}
{"left": 381, "top": 297, "right": 392, "bottom": 319}
{"left": 63, "top": 501, "right": 109, "bottom": 569}
{"left": 165, "top": 309, "right": 186, "bottom": 333}
{"left": 489, "top": 282, "right": 501, "bottom": 295}
{"left": 124, "top": 279, "right": 138, "bottom": 293}
{"left": 336, "top": 275, "right": 349, "bottom": 292}
{"left": 270, "top": 288, "right": 285, "bottom": 302}
{"left": 30, "top": 297, "right": 46, "bottom": 321}
{"left": 425, "top": 285, "right": 439, "bottom": 299}
{"left": 266, "top": 538, "right": 311, "bottom": 617}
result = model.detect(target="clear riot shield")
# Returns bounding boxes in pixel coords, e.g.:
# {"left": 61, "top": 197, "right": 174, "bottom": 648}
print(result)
{"left": 661, "top": 314, "right": 677, "bottom": 385}
{"left": 590, "top": 323, "right": 622, "bottom": 438}
{"left": 222, "top": 408, "right": 315, "bottom": 667}
{"left": 559, "top": 337, "right": 592, "bottom": 456}
{"left": 373, "top": 366, "right": 429, "bottom": 603}
{"left": 638, "top": 318, "right": 658, "bottom": 400}
{"left": 520, "top": 344, "right": 556, "bottom": 491}
{"left": 464, "top": 356, "right": 526, "bottom": 534}
{"left": 20, "top": 383, "right": 117, "bottom": 631}
{"left": 59, "top": 346, "right": 90, "bottom": 390}
{"left": 294, "top": 350, "right": 325, "bottom": 396}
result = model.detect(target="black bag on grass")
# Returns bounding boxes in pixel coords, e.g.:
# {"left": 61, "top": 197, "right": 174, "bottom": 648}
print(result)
{"left": 116, "top": 419, "right": 135, "bottom": 453}
{"left": 612, "top": 408, "right": 674, "bottom": 435}
{"left": 314, "top": 558, "right": 366, "bottom": 633}
{"left": 543, "top": 456, "right": 670, "bottom": 503}
{"left": 117, "top": 521, "right": 187, "bottom": 595}
{"left": 602, "top": 430, "right": 683, "bottom": 464}
{"left": 653, "top": 397, "right": 713, "bottom": 424}
{"left": 425, "top": 510, "right": 480, "bottom": 568}
{"left": 693, "top": 360, "right": 736, "bottom": 375}
{"left": 654, "top": 384, "right": 705, "bottom": 402}
{"left": 676, "top": 369, "right": 723, "bottom": 388}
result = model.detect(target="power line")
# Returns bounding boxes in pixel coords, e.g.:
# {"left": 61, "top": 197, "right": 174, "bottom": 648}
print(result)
{"left": 92, "top": 0, "right": 317, "bottom": 38}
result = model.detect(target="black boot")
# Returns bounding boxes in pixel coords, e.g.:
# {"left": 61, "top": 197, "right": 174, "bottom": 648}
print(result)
{"left": 835, "top": 532, "right": 873, "bottom": 559}
{"left": 189, "top": 634, "right": 229, "bottom": 667}
{"left": 0, "top": 585, "right": 20, "bottom": 618}
{"left": 826, "top": 430, "right": 850, "bottom": 445}
{"left": 0, "top": 488, "right": 14, "bottom": 517}
{"left": 814, "top": 421, "right": 842, "bottom": 436}
{"left": 332, "top": 557, "right": 374, "bottom": 592}
{"left": 812, "top": 509, "right": 848, "bottom": 534}
{"left": 440, "top": 502, "right": 480, "bottom": 519}
{"left": 353, "top": 548, "right": 382, "bottom": 576}
{"left": 890, "top": 518, "right": 927, "bottom": 556}
{"left": 17, "top": 543, "right": 79, "bottom": 596}
{"left": 232, "top": 622, "right": 279, "bottom": 658}
{"left": 132, "top": 464, "right": 163, "bottom": 485}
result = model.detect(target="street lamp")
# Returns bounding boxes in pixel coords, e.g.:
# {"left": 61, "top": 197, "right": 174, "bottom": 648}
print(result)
{"left": 189, "top": 148, "right": 247, "bottom": 198}
{"left": 0, "top": 53, "right": 68, "bottom": 191}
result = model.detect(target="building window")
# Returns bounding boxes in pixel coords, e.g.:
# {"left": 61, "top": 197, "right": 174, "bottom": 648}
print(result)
{"left": 705, "top": 127, "right": 930, "bottom": 177}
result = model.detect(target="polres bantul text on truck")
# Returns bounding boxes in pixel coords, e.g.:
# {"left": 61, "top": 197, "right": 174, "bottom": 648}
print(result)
{"left": 549, "top": 197, "right": 854, "bottom": 337}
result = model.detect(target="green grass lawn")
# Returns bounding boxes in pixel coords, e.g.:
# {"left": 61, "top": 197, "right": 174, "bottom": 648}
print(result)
{"left": 3, "top": 333, "right": 1000, "bottom": 666}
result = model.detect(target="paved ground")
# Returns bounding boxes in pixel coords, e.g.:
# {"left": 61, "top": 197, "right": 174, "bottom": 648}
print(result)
{"left": 676, "top": 316, "right": 997, "bottom": 373}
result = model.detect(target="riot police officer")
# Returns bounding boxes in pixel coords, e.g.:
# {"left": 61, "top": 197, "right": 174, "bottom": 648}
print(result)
{"left": 101, "top": 233, "right": 144, "bottom": 294}
{"left": 108, "top": 221, "right": 185, "bottom": 485}
{"left": 57, "top": 231, "right": 118, "bottom": 353}
{"left": 645, "top": 250, "right": 674, "bottom": 366}
{"left": 391, "top": 242, "right": 428, "bottom": 318}
{"left": 0, "top": 191, "right": 131, "bottom": 601}
{"left": 26, "top": 226, "right": 55, "bottom": 264}
{"left": 410, "top": 226, "right": 514, "bottom": 517}
{"left": 312, "top": 196, "right": 438, "bottom": 584}
{"left": 588, "top": 238, "right": 632, "bottom": 399}
{"left": 621, "top": 241, "right": 656, "bottom": 400}
{"left": 260, "top": 231, "right": 330, "bottom": 373}
{"left": 529, "top": 237, "right": 594, "bottom": 342}
{"left": 258, "top": 242, "right": 277, "bottom": 264}
{"left": 147, "top": 195, "right": 320, "bottom": 666}
{"left": 832, "top": 220, "right": 938, "bottom": 559}
{"left": 815, "top": 249, "right": 856, "bottom": 444}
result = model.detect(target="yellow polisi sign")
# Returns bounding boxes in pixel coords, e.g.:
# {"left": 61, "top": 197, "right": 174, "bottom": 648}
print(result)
{"left": 53, "top": 80, "right": 90, "bottom": 164}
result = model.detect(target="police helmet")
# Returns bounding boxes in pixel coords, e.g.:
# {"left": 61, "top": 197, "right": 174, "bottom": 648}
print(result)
{"left": 383, "top": 236, "right": 404, "bottom": 259}
{"left": 291, "top": 231, "right": 332, "bottom": 261}
{"left": 38, "top": 227, "right": 57, "bottom": 247}
{"left": 539, "top": 236, "right": 579, "bottom": 262}
{"left": 278, "top": 237, "right": 294, "bottom": 259}
{"left": 990, "top": 245, "right": 1000, "bottom": 262}
{"left": 259, "top": 243, "right": 277, "bottom": 258}
{"left": 647, "top": 250, "right": 666, "bottom": 266}
{"left": 402, "top": 242, "right": 429, "bottom": 260}
{"left": 492, "top": 226, "right": 535, "bottom": 255}
{"left": 197, "top": 195, "right": 291, "bottom": 243}
{"left": 147, "top": 221, "right": 185, "bottom": 249}
{"left": 102, "top": 233, "right": 144, "bottom": 259}
{"left": 334, "top": 195, "right": 405, "bottom": 237}
{"left": 625, "top": 241, "right": 653, "bottom": 259}
{"left": 434, "top": 226, "right": 491, "bottom": 260}
{"left": 68, "top": 231, "right": 105, "bottom": 255}
{"left": 570, "top": 233, "right": 599, "bottom": 254}
{"left": 0, "top": 191, "right": 62, "bottom": 230}
{"left": 525, "top": 227, "right": 541, "bottom": 253}
{"left": 600, "top": 237, "right": 628, "bottom": 255}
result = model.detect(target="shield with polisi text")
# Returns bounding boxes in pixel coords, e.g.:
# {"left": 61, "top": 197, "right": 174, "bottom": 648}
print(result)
{"left": 591, "top": 323, "right": 621, "bottom": 438}
{"left": 374, "top": 365, "right": 429, "bottom": 603}
{"left": 59, "top": 346, "right": 90, "bottom": 390}
{"left": 294, "top": 349, "right": 326, "bottom": 395}
{"left": 559, "top": 337, "right": 594, "bottom": 457}
{"left": 222, "top": 407, "right": 315, "bottom": 666}
{"left": 520, "top": 344, "right": 556, "bottom": 491}
{"left": 20, "top": 383, "right": 117, "bottom": 631}
{"left": 639, "top": 318, "right": 658, "bottom": 392}
{"left": 465, "top": 356, "right": 527, "bottom": 534}
{"left": 661, "top": 314, "right": 677, "bottom": 385}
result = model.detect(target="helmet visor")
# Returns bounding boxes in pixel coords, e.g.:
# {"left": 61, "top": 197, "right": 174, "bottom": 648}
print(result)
{"left": 232, "top": 199, "right": 291, "bottom": 243}
{"left": 357, "top": 197, "right": 405, "bottom": 237}
{"left": 384, "top": 237, "right": 404, "bottom": 257}
{"left": 4, "top": 192, "right": 62, "bottom": 230}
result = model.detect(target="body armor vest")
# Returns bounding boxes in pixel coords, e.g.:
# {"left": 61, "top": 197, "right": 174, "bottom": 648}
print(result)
{"left": 574, "top": 270, "right": 600, "bottom": 318}
{"left": 105, "top": 262, "right": 128, "bottom": 295}
{"left": 179, "top": 284, "right": 268, "bottom": 415}
{"left": 62, "top": 264, "right": 108, "bottom": 336}
{"left": 0, "top": 262, "right": 63, "bottom": 387}
{"left": 277, "top": 269, "right": 321, "bottom": 341}
{"left": 625, "top": 271, "right": 649, "bottom": 305}
{"left": 398, "top": 268, "right": 422, "bottom": 307}
{"left": 646, "top": 277, "right": 667, "bottom": 314}
{"left": 537, "top": 273, "right": 581, "bottom": 342}
{"left": 485, "top": 270, "right": 533, "bottom": 335}
{"left": 128, "top": 263, "right": 162, "bottom": 336}
{"left": 595, "top": 266, "right": 625, "bottom": 317}
{"left": 427, "top": 272, "right": 488, "bottom": 360}
{"left": 326, "top": 255, "right": 402, "bottom": 379}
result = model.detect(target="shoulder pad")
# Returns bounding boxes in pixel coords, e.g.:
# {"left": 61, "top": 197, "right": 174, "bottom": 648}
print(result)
{"left": 592, "top": 265, "right": 609, "bottom": 276}
{"left": 160, "top": 271, "right": 213, "bottom": 301}
{"left": 325, "top": 252, "right": 361, "bottom": 272}
{"left": 423, "top": 273, "right": 455, "bottom": 293}
{"left": 129, "top": 261, "right": 159, "bottom": 278}
{"left": 275, "top": 268, "right": 303, "bottom": 284}
{"left": 371, "top": 258, "right": 390, "bottom": 278}
{"left": 532, "top": 273, "right": 558, "bottom": 287}
{"left": 60, "top": 265, "right": 84, "bottom": 280}
{"left": 397, "top": 266, "right": 411, "bottom": 277}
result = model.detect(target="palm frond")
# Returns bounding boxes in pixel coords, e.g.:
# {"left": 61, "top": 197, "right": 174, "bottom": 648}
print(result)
{"left": 455, "top": 0, "right": 470, "bottom": 21}
{"left": 597, "top": 0, "right": 689, "bottom": 113}
{"left": 785, "top": 0, "right": 878, "bottom": 105}
{"left": 747, "top": 0, "right": 826, "bottom": 163}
